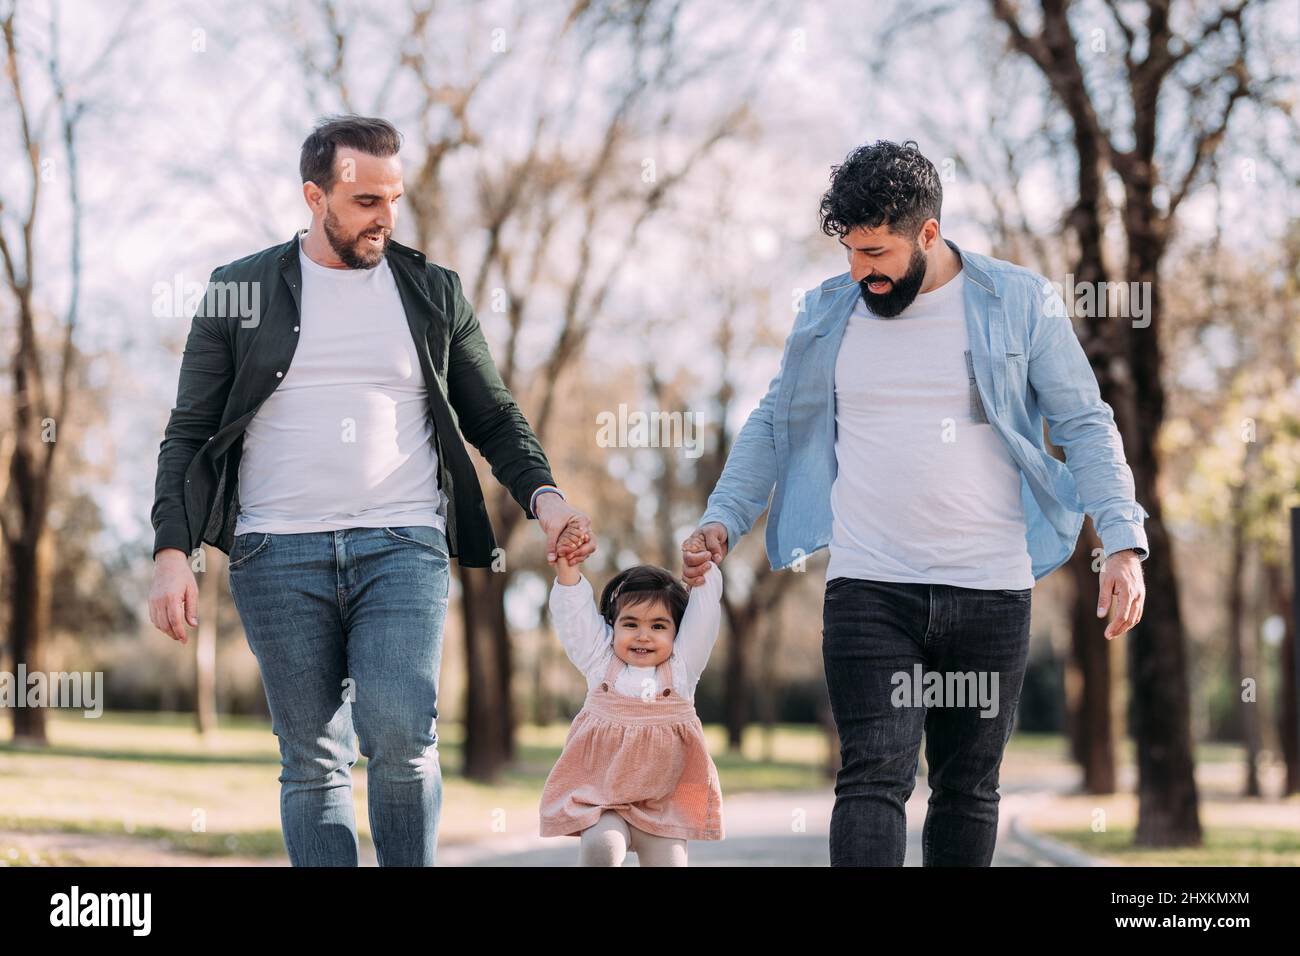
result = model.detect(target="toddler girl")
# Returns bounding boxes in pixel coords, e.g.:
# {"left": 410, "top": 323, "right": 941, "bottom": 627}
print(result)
{"left": 539, "top": 530, "right": 724, "bottom": 866}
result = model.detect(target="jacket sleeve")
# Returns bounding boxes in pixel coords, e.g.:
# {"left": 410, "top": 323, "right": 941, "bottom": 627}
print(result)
{"left": 1027, "top": 279, "right": 1149, "bottom": 561}
{"left": 698, "top": 302, "right": 809, "bottom": 549}
{"left": 151, "top": 267, "right": 235, "bottom": 559}
{"left": 442, "top": 267, "right": 556, "bottom": 519}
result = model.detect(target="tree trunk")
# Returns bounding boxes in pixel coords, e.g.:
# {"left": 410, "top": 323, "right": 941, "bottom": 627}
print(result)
{"left": 1123, "top": 221, "right": 1202, "bottom": 845}
{"left": 7, "top": 525, "right": 51, "bottom": 744}
{"left": 1226, "top": 484, "right": 1260, "bottom": 796}
{"left": 756, "top": 612, "right": 782, "bottom": 765}
{"left": 491, "top": 576, "right": 516, "bottom": 763}
{"left": 1264, "top": 558, "right": 1298, "bottom": 795}
{"left": 460, "top": 566, "right": 510, "bottom": 781}
{"left": 195, "top": 548, "right": 220, "bottom": 735}
{"left": 722, "top": 601, "right": 752, "bottom": 752}
{"left": 1067, "top": 519, "right": 1115, "bottom": 793}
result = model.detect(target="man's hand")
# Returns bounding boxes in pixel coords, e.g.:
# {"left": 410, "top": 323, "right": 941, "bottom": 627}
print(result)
{"left": 681, "top": 523, "right": 728, "bottom": 588}
{"left": 535, "top": 492, "right": 596, "bottom": 565}
{"left": 149, "top": 549, "right": 198, "bottom": 644}
{"left": 1098, "top": 549, "right": 1144, "bottom": 639}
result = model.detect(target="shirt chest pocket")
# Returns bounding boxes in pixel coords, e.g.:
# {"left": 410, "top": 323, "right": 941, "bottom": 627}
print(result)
{"left": 1005, "top": 351, "right": 1028, "bottom": 399}
{"left": 964, "top": 349, "right": 990, "bottom": 424}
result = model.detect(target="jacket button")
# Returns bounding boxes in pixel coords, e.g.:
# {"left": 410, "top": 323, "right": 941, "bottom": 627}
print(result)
{"left": 662, "top": 688, "right": 672, "bottom": 697}
{"left": 599, "top": 682, "right": 609, "bottom": 691}
{"left": 293, "top": 326, "right": 299, "bottom": 332}
{"left": 275, "top": 371, "right": 283, "bottom": 377}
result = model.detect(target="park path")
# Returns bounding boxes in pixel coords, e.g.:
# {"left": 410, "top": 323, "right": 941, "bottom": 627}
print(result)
{"left": 435, "top": 784, "right": 1085, "bottom": 866}
{"left": 0, "top": 785, "right": 1081, "bottom": 867}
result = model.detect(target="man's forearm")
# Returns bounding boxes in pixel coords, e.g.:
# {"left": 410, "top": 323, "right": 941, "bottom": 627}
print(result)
{"left": 699, "top": 375, "right": 781, "bottom": 547}
{"left": 1029, "top": 283, "right": 1149, "bottom": 561}
{"left": 443, "top": 268, "right": 556, "bottom": 517}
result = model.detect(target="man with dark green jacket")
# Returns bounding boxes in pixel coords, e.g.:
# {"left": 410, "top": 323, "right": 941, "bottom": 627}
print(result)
{"left": 147, "top": 115, "right": 594, "bottom": 865}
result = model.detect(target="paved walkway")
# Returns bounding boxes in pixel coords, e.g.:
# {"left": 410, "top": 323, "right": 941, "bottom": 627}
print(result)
{"left": 436, "top": 784, "right": 1082, "bottom": 866}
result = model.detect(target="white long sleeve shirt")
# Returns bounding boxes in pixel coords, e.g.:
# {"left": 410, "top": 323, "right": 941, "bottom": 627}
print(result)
{"left": 548, "top": 562, "right": 723, "bottom": 702}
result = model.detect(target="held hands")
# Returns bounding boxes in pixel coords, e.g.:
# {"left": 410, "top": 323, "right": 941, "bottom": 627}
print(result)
{"left": 681, "top": 523, "right": 728, "bottom": 588}
{"left": 551, "top": 518, "right": 587, "bottom": 585}
{"left": 1098, "top": 549, "right": 1145, "bottom": 639}
{"left": 535, "top": 492, "right": 596, "bottom": 566}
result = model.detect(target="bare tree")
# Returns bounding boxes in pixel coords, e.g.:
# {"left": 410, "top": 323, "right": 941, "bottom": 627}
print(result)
{"left": 0, "top": 1, "right": 131, "bottom": 743}
{"left": 987, "top": 0, "right": 1293, "bottom": 846}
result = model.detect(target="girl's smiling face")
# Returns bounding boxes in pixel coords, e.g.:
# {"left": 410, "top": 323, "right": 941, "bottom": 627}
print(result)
{"left": 612, "top": 596, "right": 676, "bottom": 667}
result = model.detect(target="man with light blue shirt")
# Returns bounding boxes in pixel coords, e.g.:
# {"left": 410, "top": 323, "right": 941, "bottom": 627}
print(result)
{"left": 680, "top": 140, "right": 1148, "bottom": 866}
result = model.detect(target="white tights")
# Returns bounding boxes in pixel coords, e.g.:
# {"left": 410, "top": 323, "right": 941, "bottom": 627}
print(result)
{"left": 578, "top": 810, "right": 689, "bottom": 866}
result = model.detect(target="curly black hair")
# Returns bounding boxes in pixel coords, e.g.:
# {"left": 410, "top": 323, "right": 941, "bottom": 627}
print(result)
{"left": 598, "top": 565, "right": 689, "bottom": 631}
{"left": 819, "top": 139, "right": 942, "bottom": 239}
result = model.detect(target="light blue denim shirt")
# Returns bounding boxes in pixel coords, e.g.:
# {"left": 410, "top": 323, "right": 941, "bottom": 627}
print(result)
{"left": 699, "top": 239, "right": 1150, "bottom": 582}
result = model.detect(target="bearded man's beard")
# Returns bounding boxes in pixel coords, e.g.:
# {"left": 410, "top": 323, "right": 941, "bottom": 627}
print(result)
{"left": 323, "top": 206, "right": 388, "bottom": 269}
{"left": 858, "top": 244, "right": 928, "bottom": 318}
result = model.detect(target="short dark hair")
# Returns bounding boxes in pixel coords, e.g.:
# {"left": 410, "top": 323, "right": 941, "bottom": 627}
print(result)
{"left": 299, "top": 114, "right": 403, "bottom": 195}
{"left": 819, "top": 139, "right": 942, "bottom": 239}
{"left": 599, "top": 565, "right": 689, "bottom": 632}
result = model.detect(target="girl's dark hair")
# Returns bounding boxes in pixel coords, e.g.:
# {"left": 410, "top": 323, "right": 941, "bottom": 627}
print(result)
{"left": 598, "top": 565, "right": 689, "bottom": 631}
{"left": 300, "top": 114, "right": 403, "bottom": 195}
{"left": 819, "top": 139, "right": 942, "bottom": 239}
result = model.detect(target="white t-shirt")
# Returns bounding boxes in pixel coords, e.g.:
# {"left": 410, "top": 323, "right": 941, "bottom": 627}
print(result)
{"left": 825, "top": 268, "right": 1033, "bottom": 589}
{"left": 233, "top": 235, "right": 447, "bottom": 535}
{"left": 548, "top": 562, "right": 723, "bottom": 702}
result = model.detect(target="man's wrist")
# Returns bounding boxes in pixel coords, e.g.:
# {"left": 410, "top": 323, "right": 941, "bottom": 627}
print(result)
{"left": 530, "top": 484, "right": 566, "bottom": 516}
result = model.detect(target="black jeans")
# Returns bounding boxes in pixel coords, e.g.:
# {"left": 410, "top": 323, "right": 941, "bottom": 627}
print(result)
{"left": 822, "top": 577, "right": 1032, "bottom": 866}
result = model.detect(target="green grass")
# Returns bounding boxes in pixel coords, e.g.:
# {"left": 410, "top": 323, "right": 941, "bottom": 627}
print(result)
{"left": 1046, "top": 826, "right": 1300, "bottom": 866}
{"left": 0, "top": 710, "right": 835, "bottom": 863}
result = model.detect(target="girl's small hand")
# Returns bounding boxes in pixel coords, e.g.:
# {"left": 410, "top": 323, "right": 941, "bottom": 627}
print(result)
{"left": 551, "top": 518, "right": 586, "bottom": 585}
{"left": 551, "top": 518, "right": 586, "bottom": 559}
{"left": 681, "top": 550, "right": 713, "bottom": 588}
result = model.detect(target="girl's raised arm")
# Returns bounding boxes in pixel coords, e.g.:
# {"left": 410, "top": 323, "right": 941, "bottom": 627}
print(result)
{"left": 548, "top": 569, "right": 613, "bottom": 678}
{"left": 674, "top": 559, "right": 723, "bottom": 688}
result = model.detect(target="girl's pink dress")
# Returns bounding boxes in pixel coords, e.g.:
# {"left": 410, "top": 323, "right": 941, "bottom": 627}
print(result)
{"left": 539, "top": 651, "right": 724, "bottom": 841}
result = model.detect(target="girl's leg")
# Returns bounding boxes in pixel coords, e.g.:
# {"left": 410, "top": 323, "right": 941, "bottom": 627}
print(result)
{"left": 579, "top": 811, "right": 631, "bottom": 866}
{"left": 628, "top": 825, "right": 688, "bottom": 867}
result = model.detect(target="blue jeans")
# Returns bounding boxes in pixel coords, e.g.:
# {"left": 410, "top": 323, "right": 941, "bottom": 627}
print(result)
{"left": 821, "top": 577, "right": 1032, "bottom": 866}
{"left": 227, "top": 524, "right": 450, "bottom": 866}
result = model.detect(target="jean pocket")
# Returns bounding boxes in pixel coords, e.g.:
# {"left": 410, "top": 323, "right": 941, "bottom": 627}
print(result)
{"left": 382, "top": 525, "right": 449, "bottom": 558}
{"left": 964, "top": 349, "right": 990, "bottom": 424}
{"left": 228, "top": 532, "right": 272, "bottom": 570}
{"left": 826, "top": 576, "right": 852, "bottom": 592}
